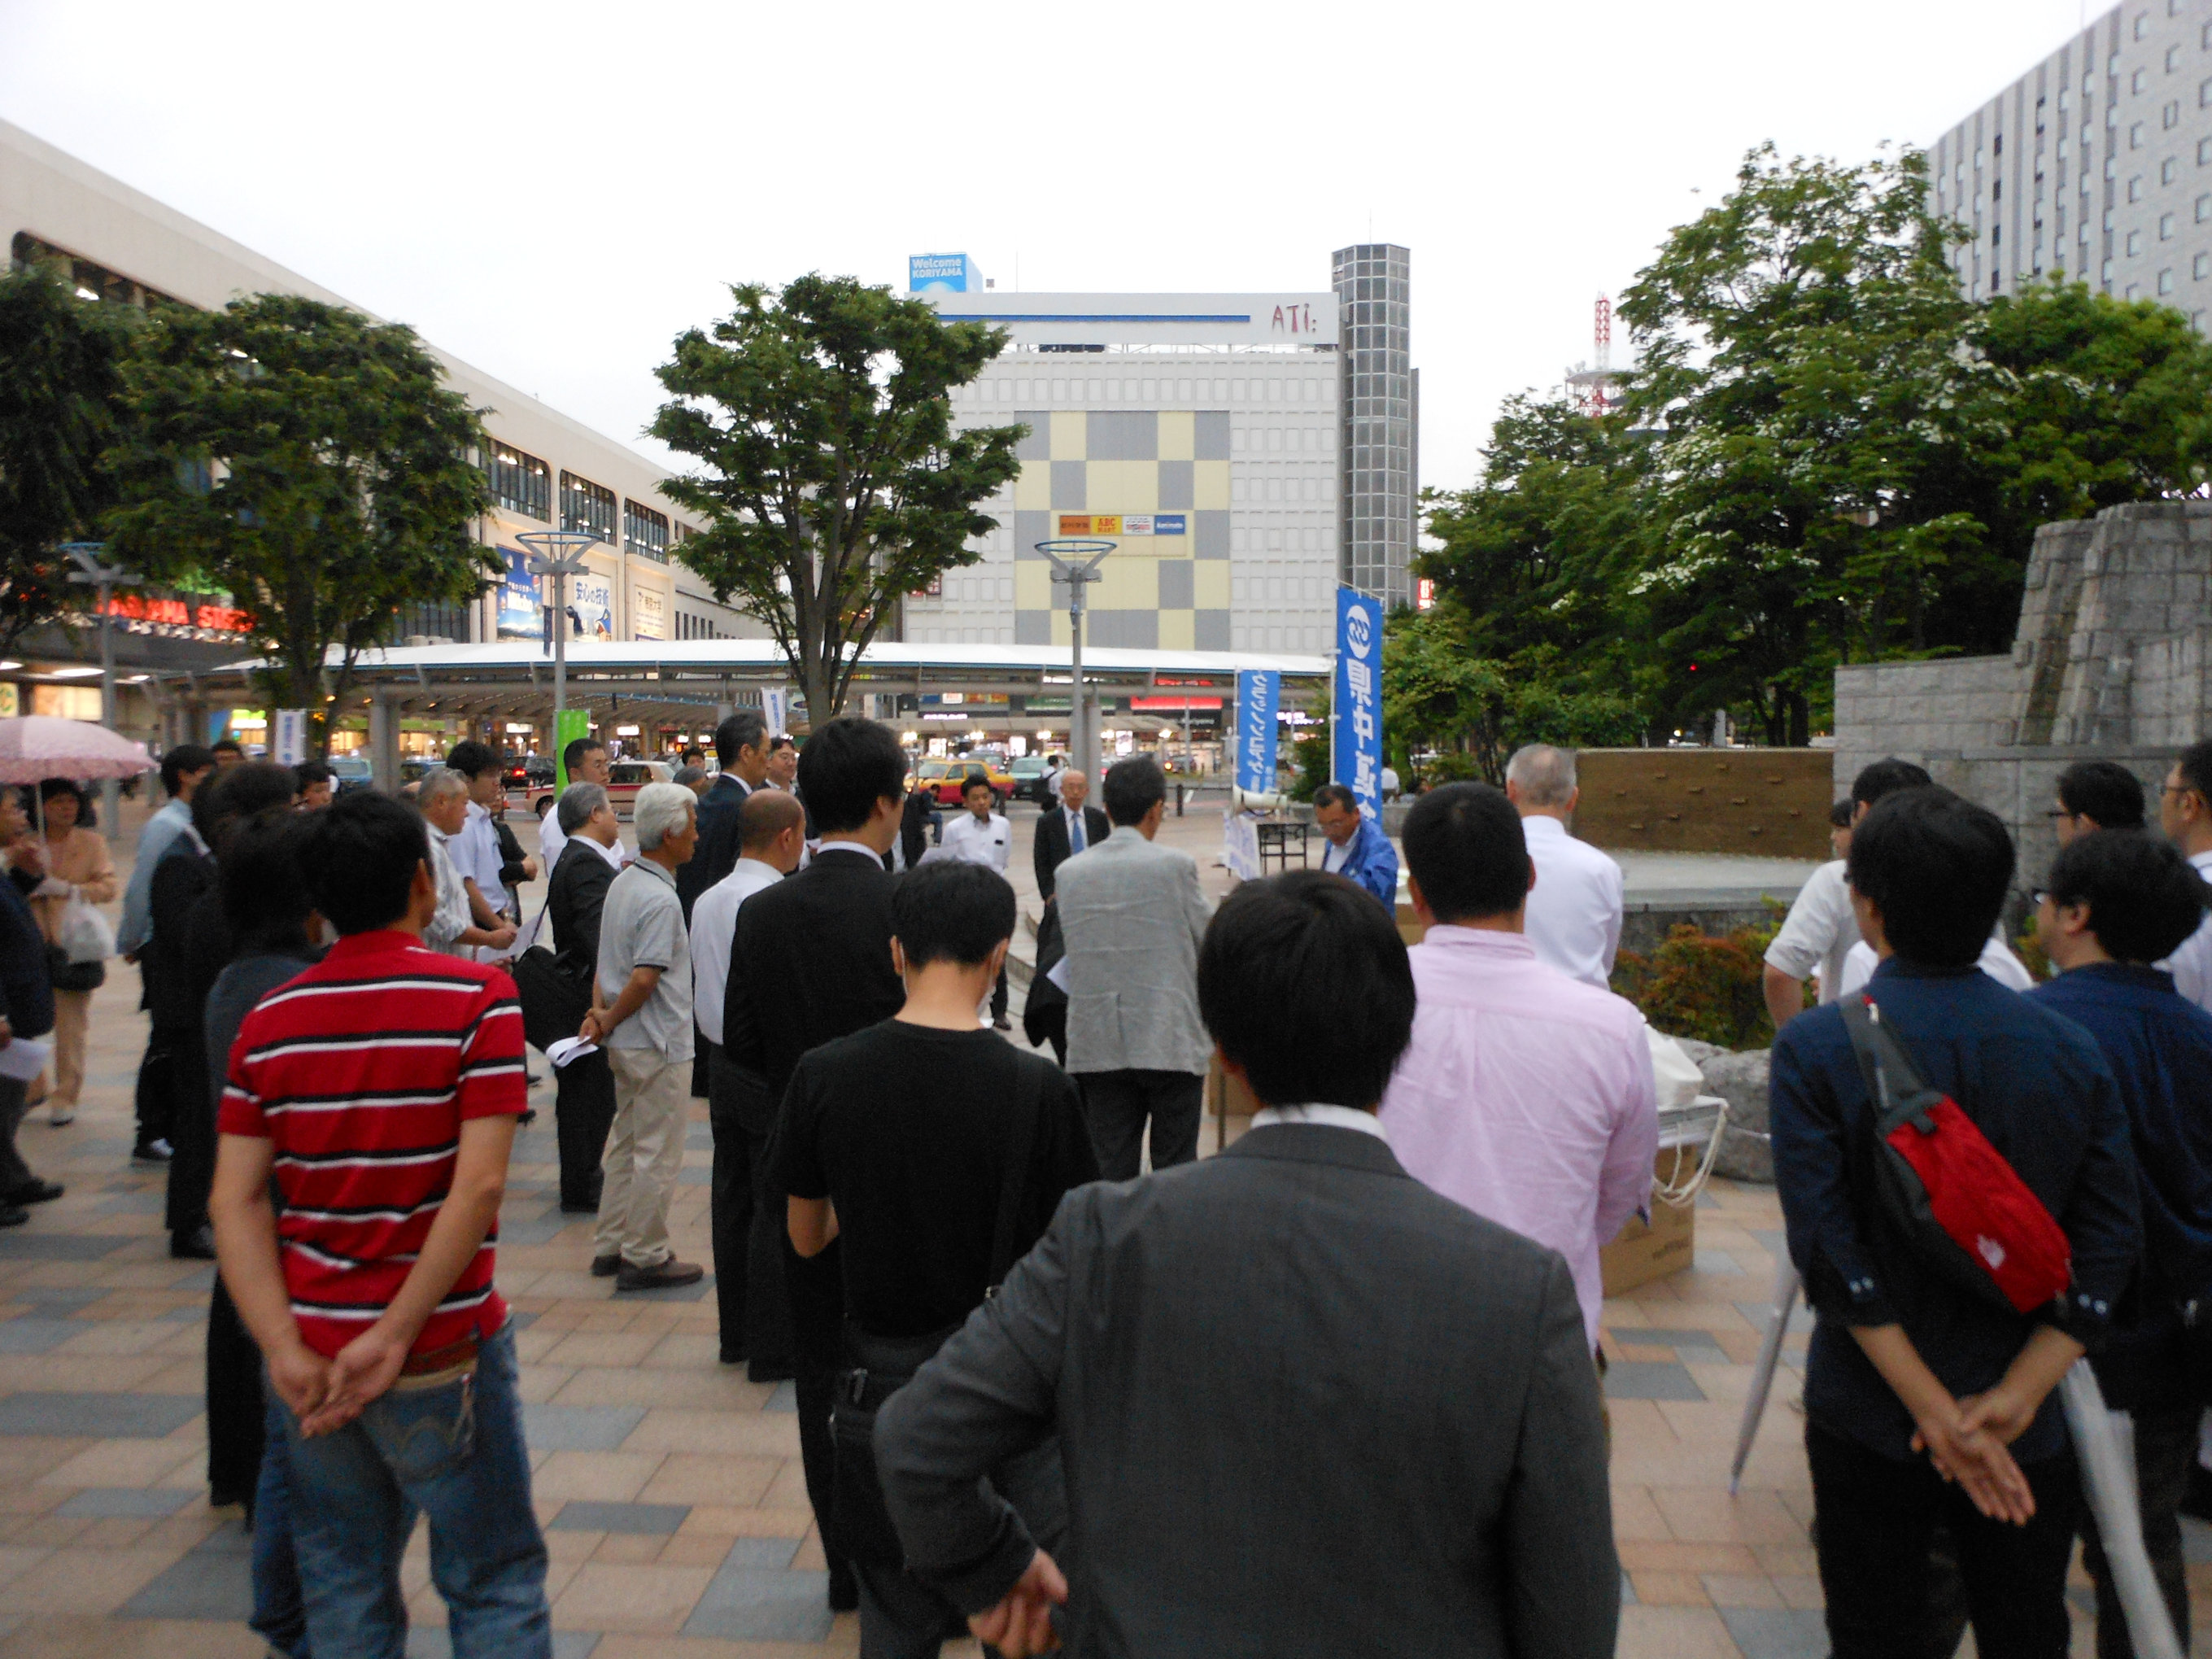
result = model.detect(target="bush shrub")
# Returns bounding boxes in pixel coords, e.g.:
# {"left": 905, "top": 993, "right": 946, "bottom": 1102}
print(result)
{"left": 1611, "top": 923, "right": 1780, "bottom": 1050}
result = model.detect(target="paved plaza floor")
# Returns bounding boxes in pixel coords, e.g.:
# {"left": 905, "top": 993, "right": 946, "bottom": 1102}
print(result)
{"left": 0, "top": 799, "right": 2190, "bottom": 1656}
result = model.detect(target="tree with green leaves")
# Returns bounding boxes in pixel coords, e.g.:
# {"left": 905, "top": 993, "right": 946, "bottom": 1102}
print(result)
{"left": 1613, "top": 143, "right": 2212, "bottom": 742}
{"left": 0, "top": 267, "right": 140, "bottom": 645}
{"left": 1617, "top": 143, "right": 1985, "bottom": 744}
{"left": 107, "top": 294, "right": 494, "bottom": 747}
{"left": 1383, "top": 602, "right": 1644, "bottom": 786}
{"left": 651, "top": 275, "right": 1024, "bottom": 723}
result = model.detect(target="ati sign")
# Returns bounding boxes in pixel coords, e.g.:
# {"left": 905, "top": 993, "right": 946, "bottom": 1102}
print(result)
{"left": 1269, "top": 302, "right": 1320, "bottom": 336}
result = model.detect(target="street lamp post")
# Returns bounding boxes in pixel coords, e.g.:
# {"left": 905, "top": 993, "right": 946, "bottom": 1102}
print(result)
{"left": 1035, "top": 539, "right": 1113, "bottom": 779}
{"left": 62, "top": 543, "right": 142, "bottom": 840}
{"left": 517, "top": 530, "right": 597, "bottom": 764}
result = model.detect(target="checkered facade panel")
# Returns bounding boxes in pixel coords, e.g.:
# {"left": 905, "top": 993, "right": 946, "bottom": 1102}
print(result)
{"left": 1010, "top": 412, "right": 1231, "bottom": 649}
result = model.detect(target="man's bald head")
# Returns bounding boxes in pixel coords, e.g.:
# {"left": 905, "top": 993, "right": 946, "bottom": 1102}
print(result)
{"left": 740, "top": 787, "right": 805, "bottom": 850}
{"left": 1060, "top": 770, "right": 1090, "bottom": 811}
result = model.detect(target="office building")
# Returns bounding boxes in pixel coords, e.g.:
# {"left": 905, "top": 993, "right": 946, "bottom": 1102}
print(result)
{"left": 1931, "top": 2, "right": 2212, "bottom": 323}
{"left": 913, "top": 260, "right": 1403, "bottom": 654}
{"left": 0, "top": 116, "right": 755, "bottom": 737}
{"left": 1333, "top": 243, "right": 1416, "bottom": 609}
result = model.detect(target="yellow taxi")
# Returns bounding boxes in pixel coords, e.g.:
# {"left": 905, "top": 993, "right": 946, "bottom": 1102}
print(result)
{"left": 910, "top": 757, "right": 1014, "bottom": 806}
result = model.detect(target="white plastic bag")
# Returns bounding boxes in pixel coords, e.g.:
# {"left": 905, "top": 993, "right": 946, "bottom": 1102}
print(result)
{"left": 58, "top": 894, "right": 115, "bottom": 965}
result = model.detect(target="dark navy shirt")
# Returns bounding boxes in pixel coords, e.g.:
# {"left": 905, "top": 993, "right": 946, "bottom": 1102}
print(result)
{"left": 2029, "top": 962, "right": 2212, "bottom": 1411}
{"left": 1771, "top": 958, "right": 2140, "bottom": 1462}
{"left": 0, "top": 867, "right": 52, "bottom": 1041}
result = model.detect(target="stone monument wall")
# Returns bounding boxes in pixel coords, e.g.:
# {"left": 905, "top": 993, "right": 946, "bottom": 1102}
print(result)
{"left": 1832, "top": 500, "right": 2210, "bottom": 885}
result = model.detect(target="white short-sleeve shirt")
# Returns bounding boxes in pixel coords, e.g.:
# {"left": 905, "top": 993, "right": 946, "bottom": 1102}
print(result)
{"left": 1764, "top": 861, "right": 1861, "bottom": 1003}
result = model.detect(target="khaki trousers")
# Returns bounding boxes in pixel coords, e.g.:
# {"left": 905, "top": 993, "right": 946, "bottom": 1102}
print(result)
{"left": 47, "top": 990, "right": 92, "bottom": 1111}
{"left": 595, "top": 1048, "right": 690, "bottom": 1271}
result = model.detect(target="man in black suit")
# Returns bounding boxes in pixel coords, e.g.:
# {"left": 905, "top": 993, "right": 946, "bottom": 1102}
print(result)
{"left": 678, "top": 709, "right": 770, "bottom": 919}
{"left": 1029, "top": 768, "right": 1107, "bottom": 905}
{"left": 727, "top": 716, "right": 909, "bottom": 1618}
{"left": 680, "top": 709, "right": 773, "bottom": 1098}
{"left": 879, "top": 871, "right": 1619, "bottom": 1658}
{"left": 1022, "top": 769, "right": 1108, "bottom": 1064}
{"left": 546, "top": 782, "right": 622, "bottom": 1212}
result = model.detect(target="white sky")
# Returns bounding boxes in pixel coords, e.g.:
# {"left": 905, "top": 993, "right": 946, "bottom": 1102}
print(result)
{"left": 1, "top": 0, "right": 2101, "bottom": 493}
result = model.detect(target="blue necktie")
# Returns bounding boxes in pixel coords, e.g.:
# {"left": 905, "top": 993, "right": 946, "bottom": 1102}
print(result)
{"left": 1069, "top": 811, "right": 1084, "bottom": 854}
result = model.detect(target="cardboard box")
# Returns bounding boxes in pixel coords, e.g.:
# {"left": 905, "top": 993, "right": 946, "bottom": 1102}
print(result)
{"left": 1601, "top": 1177, "right": 1697, "bottom": 1297}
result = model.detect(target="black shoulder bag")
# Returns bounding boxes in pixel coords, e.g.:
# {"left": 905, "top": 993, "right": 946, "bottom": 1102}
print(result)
{"left": 831, "top": 1055, "right": 1045, "bottom": 1566}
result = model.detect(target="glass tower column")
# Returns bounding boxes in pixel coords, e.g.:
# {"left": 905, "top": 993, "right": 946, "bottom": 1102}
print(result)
{"left": 1332, "top": 243, "right": 1413, "bottom": 610}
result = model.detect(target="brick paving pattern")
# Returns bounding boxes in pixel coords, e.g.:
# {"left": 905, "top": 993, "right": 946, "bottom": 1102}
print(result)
{"left": 0, "top": 799, "right": 2197, "bottom": 1656}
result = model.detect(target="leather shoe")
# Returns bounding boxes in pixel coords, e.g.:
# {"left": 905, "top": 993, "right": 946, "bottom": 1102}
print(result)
{"left": 172, "top": 1225, "right": 216, "bottom": 1260}
{"left": 748, "top": 1360, "right": 796, "bottom": 1385}
{"left": 0, "top": 1204, "right": 27, "bottom": 1229}
{"left": 590, "top": 1254, "right": 621, "bottom": 1277}
{"left": 992, "top": 1015, "right": 1013, "bottom": 1031}
{"left": 4, "top": 1180, "right": 62, "bottom": 1206}
{"left": 614, "top": 1258, "right": 705, "bottom": 1293}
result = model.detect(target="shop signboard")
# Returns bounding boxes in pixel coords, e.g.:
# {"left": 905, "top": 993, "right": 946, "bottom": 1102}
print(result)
{"left": 495, "top": 545, "right": 540, "bottom": 641}
{"left": 570, "top": 572, "right": 615, "bottom": 643}
{"left": 633, "top": 587, "right": 666, "bottom": 641}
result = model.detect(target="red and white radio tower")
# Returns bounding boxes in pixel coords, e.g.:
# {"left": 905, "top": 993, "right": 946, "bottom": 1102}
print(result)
{"left": 1564, "top": 295, "right": 1620, "bottom": 417}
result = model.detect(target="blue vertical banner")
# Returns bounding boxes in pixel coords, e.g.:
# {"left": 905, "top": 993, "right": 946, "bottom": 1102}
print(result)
{"left": 1234, "top": 670, "right": 1280, "bottom": 795}
{"left": 1333, "top": 587, "right": 1384, "bottom": 820}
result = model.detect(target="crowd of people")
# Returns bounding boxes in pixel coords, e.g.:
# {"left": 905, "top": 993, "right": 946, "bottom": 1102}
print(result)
{"left": 0, "top": 718, "right": 2206, "bottom": 1657}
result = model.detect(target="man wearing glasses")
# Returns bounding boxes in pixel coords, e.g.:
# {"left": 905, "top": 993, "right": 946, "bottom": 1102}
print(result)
{"left": 2161, "top": 740, "right": 2212, "bottom": 1013}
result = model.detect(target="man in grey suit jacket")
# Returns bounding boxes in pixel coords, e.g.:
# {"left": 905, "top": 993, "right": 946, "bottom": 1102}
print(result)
{"left": 1054, "top": 756, "right": 1212, "bottom": 1178}
{"left": 875, "top": 871, "right": 1618, "bottom": 1657}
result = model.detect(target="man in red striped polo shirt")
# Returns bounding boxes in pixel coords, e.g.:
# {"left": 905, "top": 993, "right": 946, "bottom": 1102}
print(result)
{"left": 211, "top": 790, "right": 549, "bottom": 1659}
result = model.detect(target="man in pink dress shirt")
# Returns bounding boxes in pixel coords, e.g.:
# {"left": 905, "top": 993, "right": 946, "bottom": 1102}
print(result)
{"left": 1378, "top": 783, "right": 1659, "bottom": 1350}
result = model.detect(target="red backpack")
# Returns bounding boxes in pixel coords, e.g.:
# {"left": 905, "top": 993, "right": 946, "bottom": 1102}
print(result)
{"left": 1840, "top": 995, "right": 2073, "bottom": 1316}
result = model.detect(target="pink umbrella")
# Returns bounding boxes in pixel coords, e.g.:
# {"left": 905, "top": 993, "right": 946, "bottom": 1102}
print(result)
{"left": 0, "top": 715, "right": 155, "bottom": 784}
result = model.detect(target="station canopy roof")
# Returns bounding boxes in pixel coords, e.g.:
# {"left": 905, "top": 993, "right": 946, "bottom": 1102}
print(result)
{"left": 184, "top": 639, "right": 1333, "bottom": 719}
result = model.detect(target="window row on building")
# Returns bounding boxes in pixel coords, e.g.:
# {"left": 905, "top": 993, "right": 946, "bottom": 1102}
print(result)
{"left": 958, "top": 374, "right": 1335, "bottom": 406}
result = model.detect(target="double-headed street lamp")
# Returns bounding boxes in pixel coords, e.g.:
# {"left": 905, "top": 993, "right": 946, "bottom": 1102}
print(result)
{"left": 62, "top": 542, "right": 142, "bottom": 840}
{"left": 516, "top": 530, "right": 597, "bottom": 757}
{"left": 1035, "top": 539, "right": 1114, "bottom": 775}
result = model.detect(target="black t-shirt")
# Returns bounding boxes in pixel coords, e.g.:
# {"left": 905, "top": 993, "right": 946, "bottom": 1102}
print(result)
{"left": 770, "top": 1019, "right": 1098, "bottom": 1338}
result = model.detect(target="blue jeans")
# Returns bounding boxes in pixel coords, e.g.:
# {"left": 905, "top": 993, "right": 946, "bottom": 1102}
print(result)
{"left": 251, "top": 1386, "right": 309, "bottom": 1657}
{"left": 279, "top": 1322, "right": 549, "bottom": 1659}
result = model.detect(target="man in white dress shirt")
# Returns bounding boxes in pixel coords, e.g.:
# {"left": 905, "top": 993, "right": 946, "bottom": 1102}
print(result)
{"left": 691, "top": 789, "right": 806, "bottom": 1369}
{"left": 1503, "top": 745, "right": 1624, "bottom": 991}
{"left": 2161, "top": 739, "right": 2212, "bottom": 1013}
{"left": 540, "top": 736, "right": 613, "bottom": 873}
{"left": 442, "top": 741, "right": 517, "bottom": 932}
{"left": 940, "top": 775, "right": 1013, "bottom": 1028}
{"left": 1762, "top": 757, "right": 1931, "bottom": 1028}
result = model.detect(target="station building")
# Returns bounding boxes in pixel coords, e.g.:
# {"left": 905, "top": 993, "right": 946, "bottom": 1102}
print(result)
{"left": 0, "top": 118, "right": 758, "bottom": 749}
{"left": 906, "top": 260, "right": 1392, "bottom": 659}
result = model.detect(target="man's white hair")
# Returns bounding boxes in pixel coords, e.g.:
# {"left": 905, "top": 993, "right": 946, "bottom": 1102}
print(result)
{"left": 1504, "top": 744, "right": 1577, "bottom": 808}
{"left": 417, "top": 766, "right": 469, "bottom": 806}
{"left": 632, "top": 781, "right": 696, "bottom": 851}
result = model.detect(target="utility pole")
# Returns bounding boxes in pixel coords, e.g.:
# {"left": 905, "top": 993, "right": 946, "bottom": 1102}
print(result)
{"left": 62, "top": 543, "right": 142, "bottom": 840}
{"left": 1035, "top": 539, "right": 1113, "bottom": 778}
{"left": 517, "top": 530, "right": 597, "bottom": 766}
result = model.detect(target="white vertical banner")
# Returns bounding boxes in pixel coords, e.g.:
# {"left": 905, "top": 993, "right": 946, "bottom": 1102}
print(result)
{"left": 760, "top": 687, "right": 790, "bottom": 736}
{"left": 273, "top": 709, "right": 309, "bottom": 766}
